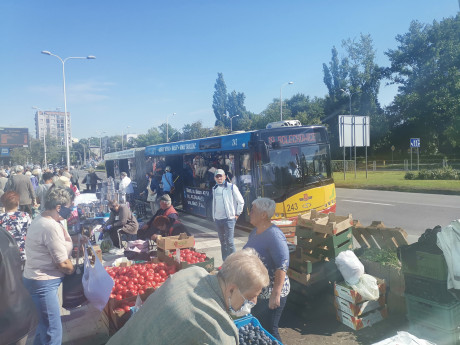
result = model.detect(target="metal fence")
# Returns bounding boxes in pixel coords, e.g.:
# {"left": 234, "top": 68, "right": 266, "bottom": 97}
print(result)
{"left": 332, "top": 158, "right": 459, "bottom": 172}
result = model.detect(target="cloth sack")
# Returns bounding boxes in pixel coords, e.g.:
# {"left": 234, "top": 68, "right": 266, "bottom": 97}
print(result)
{"left": 335, "top": 250, "right": 365, "bottom": 285}
{"left": 82, "top": 242, "right": 115, "bottom": 311}
{"left": 62, "top": 236, "right": 87, "bottom": 309}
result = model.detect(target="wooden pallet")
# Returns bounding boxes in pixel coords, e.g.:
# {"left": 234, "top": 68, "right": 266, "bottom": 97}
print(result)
{"left": 352, "top": 221, "right": 408, "bottom": 250}
{"left": 297, "top": 210, "right": 353, "bottom": 235}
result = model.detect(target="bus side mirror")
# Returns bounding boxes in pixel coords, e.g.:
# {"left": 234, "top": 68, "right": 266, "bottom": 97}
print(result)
{"left": 257, "top": 140, "right": 270, "bottom": 164}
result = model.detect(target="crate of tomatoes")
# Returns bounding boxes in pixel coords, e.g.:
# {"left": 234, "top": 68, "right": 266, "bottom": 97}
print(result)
{"left": 104, "top": 261, "right": 178, "bottom": 334}
{"left": 158, "top": 248, "right": 214, "bottom": 272}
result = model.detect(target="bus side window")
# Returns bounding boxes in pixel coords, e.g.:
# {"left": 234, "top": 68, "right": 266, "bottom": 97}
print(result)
{"left": 239, "top": 153, "right": 252, "bottom": 187}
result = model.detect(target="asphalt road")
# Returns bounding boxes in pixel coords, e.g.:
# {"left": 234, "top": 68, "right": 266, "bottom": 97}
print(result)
{"left": 336, "top": 187, "right": 460, "bottom": 243}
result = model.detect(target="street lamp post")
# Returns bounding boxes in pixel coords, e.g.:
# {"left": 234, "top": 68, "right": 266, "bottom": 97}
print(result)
{"left": 98, "top": 131, "right": 106, "bottom": 160}
{"left": 41, "top": 51, "right": 95, "bottom": 170}
{"left": 166, "top": 113, "right": 175, "bottom": 142}
{"left": 228, "top": 114, "right": 239, "bottom": 132}
{"left": 32, "top": 106, "right": 47, "bottom": 167}
{"left": 121, "top": 126, "right": 131, "bottom": 150}
{"left": 280, "top": 81, "right": 294, "bottom": 121}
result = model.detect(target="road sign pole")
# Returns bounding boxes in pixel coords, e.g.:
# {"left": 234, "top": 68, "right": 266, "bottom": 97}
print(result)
{"left": 417, "top": 147, "right": 420, "bottom": 171}
{"left": 410, "top": 148, "right": 412, "bottom": 170}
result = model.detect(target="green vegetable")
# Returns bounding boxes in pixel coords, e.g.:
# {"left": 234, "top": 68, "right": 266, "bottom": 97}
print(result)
{"left": 357, "top": 248, "right": 401, "bottom": 268}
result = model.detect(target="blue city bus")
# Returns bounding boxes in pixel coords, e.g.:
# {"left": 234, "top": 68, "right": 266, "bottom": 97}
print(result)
{"left": 141, "top": 122, "right": 336, "bottom": 224}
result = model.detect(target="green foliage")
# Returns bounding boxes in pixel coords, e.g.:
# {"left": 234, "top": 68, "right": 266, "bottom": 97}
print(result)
{"left": 358, "top": 248, "right": 401, "bottom": 268}
{"left": 385, "top": 15, "right": 460, "bottom": 155}
{"left": 404, "top": 172, "right": 416, "bottom": 180}
{"left": 212, "top": 73, "right": 227, "bottom": 125}
{"left": 404, "top": 167, "right": 459, "bottom": 180}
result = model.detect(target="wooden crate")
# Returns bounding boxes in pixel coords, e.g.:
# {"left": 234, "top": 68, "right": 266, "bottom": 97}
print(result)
{"left": 297, "top": 210, "right": 353, "bottom": 235}
{"left": 352, "top": 221, "right": 408, "bottom": 250}
{"left": 296, "top": 227, "right": 353, "bottom": 259}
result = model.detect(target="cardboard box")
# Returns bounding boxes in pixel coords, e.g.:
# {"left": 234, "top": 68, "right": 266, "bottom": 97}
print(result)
{"left": 335, "top": 305, "right": 388, "bottom": 330}
{"left": 297, "top": 210, "right": 353, "bottom": 235}
{"left": 334, "top": 278, "right": 386, "bottom": 304}
{"left": 156, "top": 233, "right": 195, "bottom": 251}
{"left": 334, "top": 295, "right": 385, "bottom": 317}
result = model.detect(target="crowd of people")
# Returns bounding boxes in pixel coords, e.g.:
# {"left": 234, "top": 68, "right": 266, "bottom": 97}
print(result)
{"left": 0, "top": 163, "right": 290, "bottom": 345}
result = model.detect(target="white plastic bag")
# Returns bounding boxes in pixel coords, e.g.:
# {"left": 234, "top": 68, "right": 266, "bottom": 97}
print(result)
{"left": 351, "top": 274, "right": 380, "bottom": 301}
{"left": 82, "top": 242, "right": 115, "bottom": 311}
{"left": 335, "top": 250, "right": 364, "bottom": 285}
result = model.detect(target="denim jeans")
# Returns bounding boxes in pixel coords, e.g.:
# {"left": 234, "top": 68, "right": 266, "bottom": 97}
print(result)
{"left": 251, "top": 295, "right": 288, "bottom": 342}
{"left": 23, "top": 277, "right": 64, "bottom": 345}
{"left": 215, "top": 218, "right": 236, "bottom": 261}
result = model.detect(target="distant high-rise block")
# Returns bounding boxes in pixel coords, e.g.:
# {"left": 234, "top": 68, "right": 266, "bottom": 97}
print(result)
{"left": 34, "top": 110, "right": 72, "bottom": 147}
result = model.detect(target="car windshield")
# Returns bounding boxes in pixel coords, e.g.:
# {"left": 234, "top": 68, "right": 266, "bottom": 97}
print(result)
{"left": 258, "top": 144, "right": 330, "bottom": 200}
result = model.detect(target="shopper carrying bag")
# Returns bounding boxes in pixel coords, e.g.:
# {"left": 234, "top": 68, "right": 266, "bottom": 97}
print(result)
{"left": 62, "top": 235, "right": 87, "bottom": 309}
{"left": 82, "top": 242, "right": 114, "bottom": 311}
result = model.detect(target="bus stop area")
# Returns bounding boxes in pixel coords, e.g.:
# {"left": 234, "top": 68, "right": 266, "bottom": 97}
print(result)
{"left": 44, "top": 208, "right": 421, "bottom": 345}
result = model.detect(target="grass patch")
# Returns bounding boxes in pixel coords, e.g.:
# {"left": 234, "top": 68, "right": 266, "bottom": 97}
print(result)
{"left": 333, "top": 170, "right": 460, "bottom": 194}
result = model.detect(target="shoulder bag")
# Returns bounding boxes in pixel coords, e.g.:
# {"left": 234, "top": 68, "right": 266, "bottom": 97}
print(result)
{"left": 62, "top": 235, "right": 87, "bottom": 309}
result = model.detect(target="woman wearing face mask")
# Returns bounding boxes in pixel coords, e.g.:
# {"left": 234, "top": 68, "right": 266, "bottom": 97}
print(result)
{"left": 243, "top": 198, "right": 290, "bottom": 343}
{"left": 22, "top": 187, "right": 75, "bottom": 345}
{"left": 106, "top": 248, "right": 269, "bottom": 345}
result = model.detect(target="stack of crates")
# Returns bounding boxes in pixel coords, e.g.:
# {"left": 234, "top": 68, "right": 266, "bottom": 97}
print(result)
{"left": 286, "top": 211, "right": 353, "bottom": 315}
{"left": 400, "top": 243, "right": 460, "bottom": 344}
{"left": 334, "top": 278, "right": 388, "bottom": 330}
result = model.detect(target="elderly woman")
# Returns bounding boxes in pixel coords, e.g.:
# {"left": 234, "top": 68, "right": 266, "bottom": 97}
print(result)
{"left": 0, "top": 191, "right": 31, "bottom": 265}
{"left": 22, "top": 187, "right": 75, "bottom": 345}
{"left": 107, "top": 248, "right": 269, "bottom": 345}
{"left": 243, "top": 198, "right": 290, "bottom": 342}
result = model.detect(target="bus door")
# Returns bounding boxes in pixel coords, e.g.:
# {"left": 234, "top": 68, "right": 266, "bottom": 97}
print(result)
{"left": 237, "top": 151, "right": 254, "bottom": 219}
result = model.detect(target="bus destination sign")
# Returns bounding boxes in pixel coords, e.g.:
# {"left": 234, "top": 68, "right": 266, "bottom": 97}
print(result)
{"left": 268, "top": 132, "right": 317, "bottom": 146}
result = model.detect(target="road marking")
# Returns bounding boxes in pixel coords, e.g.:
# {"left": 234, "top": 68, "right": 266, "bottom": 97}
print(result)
{"left": 342, "top": 199, "right": 394, "bottom": 206}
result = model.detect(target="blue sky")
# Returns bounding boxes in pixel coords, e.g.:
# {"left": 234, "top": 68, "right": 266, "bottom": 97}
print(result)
{"left": 0, "top": 1, "right": 458, "bottom": 140}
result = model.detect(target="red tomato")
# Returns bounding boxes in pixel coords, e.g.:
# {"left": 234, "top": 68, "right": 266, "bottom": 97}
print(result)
{"left": 138, "top": 289, "right": 145, "bottom": 295}
{"left": 158, "top": 269, "right": 167, "bottom": 277}
{"left": 115, "top": 294, "right": 123, "bottom": 300}
{"left": 123, "top": 305, "right": 131, "bottom": 313}
{"left": 110, "top": 293, "right": 116, "bottom": 299}
{"left": 153, "top": 276, "right": 161, "bottom": 283}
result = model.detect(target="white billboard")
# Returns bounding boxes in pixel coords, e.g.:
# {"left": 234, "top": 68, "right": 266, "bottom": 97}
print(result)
{"left": 338, "top": 115, "right": 370, "bottom": 147}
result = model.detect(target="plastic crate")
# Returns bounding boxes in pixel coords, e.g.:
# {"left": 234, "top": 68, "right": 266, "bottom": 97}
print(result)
{"left": 400, "top": 248, "right": 448, "bottom": 281}
{"left": 409, "top": 321, "right": 460, "bottom": 345}
{"left": 234, "top": 315, "right": 282, "bottom": 345}
{"left": 406, "top": 293, "right": 460, "bottom": 331}
{"left": 404, "top": 273, "right": 456, "bottom": 304}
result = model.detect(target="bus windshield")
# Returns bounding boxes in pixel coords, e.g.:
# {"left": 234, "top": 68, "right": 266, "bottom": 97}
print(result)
{"left": 259, "top": 143, "right": 331, "bottom": 200}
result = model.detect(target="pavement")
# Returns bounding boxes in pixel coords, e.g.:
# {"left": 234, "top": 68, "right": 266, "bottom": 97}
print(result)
{"left": 23, "top": 182, "right": 416, "bottom": 344}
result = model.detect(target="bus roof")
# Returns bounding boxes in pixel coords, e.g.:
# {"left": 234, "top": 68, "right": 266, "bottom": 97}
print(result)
{"left": 145, "top": 131, "right": 253, "bottom": 156}
{"left": 104, "top": 147, "right": 144, "bottom": 161}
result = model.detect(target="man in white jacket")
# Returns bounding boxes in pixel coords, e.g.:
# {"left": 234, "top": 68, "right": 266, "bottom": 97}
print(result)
{"left": 212, "top": 169, "right": 244, "bottom": 261}
{"left": 119, "top": 172, "right": 134, "bottom": 203}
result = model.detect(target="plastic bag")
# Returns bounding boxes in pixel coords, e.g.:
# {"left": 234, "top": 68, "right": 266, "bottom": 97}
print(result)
{"left": 335, "top": 250, "right": 364, "bottom": 285}
{"left": 351, "top": 274, "right": 379, "bottom": 301}
{"left": 82, "top": 242, "right": 115, "bottom": 311}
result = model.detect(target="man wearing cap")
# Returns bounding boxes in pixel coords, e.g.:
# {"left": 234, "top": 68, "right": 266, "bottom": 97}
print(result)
{"left": 138, "top": 194, "right": 179, "bottom": 240}
{"left": 212, "top": 169, "right": 244, "bottom": 261}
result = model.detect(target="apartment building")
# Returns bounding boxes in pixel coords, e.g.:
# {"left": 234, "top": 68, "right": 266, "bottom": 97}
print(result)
{"left": 34, "top": 110, "right": 71, "bottom": 146}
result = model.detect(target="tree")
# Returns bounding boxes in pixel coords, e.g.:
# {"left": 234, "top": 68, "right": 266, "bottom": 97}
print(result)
{"left": 385, "top": 15, "right": 460, "bottom": 154}
{"left": 212, "top": 73, "right": 227, "bottom": 126}
{"left": 133, "top": 127, "right": 163, "bottom": 147}
{"left": 182, "top": 121, "right": 209, "bottom": 140}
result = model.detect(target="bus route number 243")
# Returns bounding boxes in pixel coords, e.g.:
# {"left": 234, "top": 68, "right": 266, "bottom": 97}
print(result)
{"left": 286, "top": 203, "right": 298, "bottom": 212}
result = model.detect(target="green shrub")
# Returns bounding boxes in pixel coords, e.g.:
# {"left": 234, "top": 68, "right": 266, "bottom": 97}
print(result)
{"left": 404, "top": 172, "right": 416, "bottom": 180}
{"left": 405, "top": 167, "right": 460, "bottom": 180}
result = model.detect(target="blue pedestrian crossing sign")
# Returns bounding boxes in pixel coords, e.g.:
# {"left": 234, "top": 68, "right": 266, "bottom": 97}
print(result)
{"left": 410, "top": 138, "right": 420, "bottom": 148}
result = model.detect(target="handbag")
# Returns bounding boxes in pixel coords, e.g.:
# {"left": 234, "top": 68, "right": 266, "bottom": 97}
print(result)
{"left": 82, "top": 242, "right": 114, "bottom": 311}
{"left": 62, "top": 235, "right": 87, "bottom": 309}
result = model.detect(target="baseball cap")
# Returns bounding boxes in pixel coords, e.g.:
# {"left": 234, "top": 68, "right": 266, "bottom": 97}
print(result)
{"left": 159, "top": 194, "right": 171, "bottom": 202}
{"left": 214, "top": 169, "right": 225, "bottom": 177}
